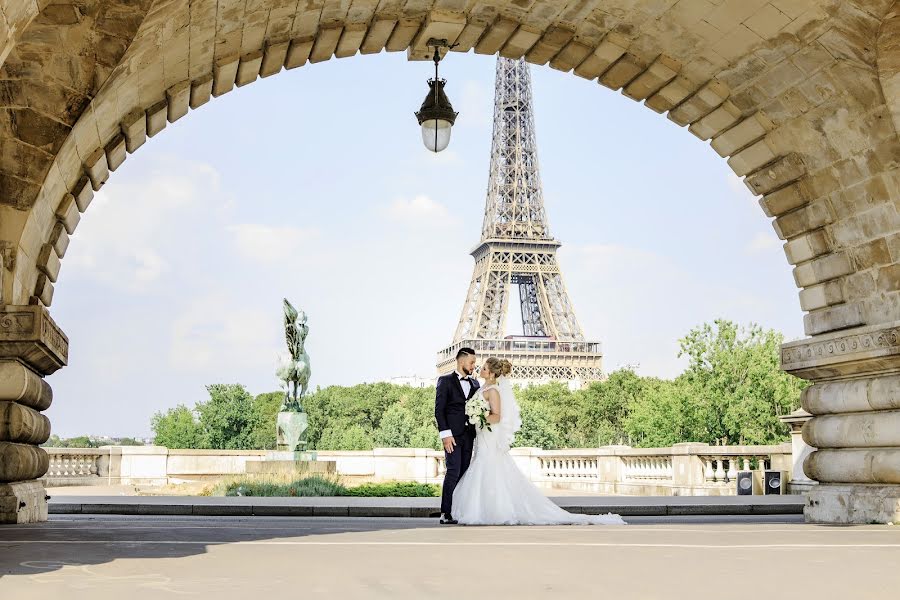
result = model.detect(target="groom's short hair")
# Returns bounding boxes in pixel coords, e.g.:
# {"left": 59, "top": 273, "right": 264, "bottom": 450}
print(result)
{"left": 456, "top": 347, "right": 476, "bottom": 360}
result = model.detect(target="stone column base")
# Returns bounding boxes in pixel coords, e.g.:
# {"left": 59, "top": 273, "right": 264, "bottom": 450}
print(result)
{"left": 0, "top": 480, "right": 48, "bottom": 524}
{"left": 805, "top": 484, "right": 900, "bottom": 524}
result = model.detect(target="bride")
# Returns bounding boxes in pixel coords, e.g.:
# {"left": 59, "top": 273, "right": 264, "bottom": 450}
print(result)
{"left": 451, "top": 357, "right": 625, "bottom": 526}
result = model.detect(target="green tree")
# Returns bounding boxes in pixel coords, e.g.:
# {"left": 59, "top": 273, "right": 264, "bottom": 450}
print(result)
{"left": 151, "top": 404, "right": 204, "bottom": 449}
{"left": 317, "top": 423, "right": 374, "bottom": 450}
{"left": 409, "top": 425, "right": 441, "bottom": 450}
{"left": 196, "top": 384, "right": 257, "bottom": 449}
{"left": 373, "top": 404, "right": 415, "bottom": 447}
{"left": 676, "top": 319, "right": 806, "bottom": 445}
{"left": 246, "top": 391, "right": 282, "bottom": 450}
{"left": 514, "top": 393, "right": 564, "bottom": 449}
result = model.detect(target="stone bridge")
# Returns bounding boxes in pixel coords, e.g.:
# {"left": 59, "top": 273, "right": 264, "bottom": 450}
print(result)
{"left": 0, "top": 0, "right": 899, "bottom": 523}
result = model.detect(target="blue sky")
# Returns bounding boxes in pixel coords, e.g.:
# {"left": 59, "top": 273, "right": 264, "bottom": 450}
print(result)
{"left": 46, "top": 51, "right": 804, "bottom": 437}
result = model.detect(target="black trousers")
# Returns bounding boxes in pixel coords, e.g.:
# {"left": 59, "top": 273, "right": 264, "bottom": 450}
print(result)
{"left": 441, "top": 428, "right": 474, "bottom": 516}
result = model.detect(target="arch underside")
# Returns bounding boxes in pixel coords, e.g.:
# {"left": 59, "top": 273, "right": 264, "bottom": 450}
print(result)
{"left": 0, "top": 0, "right": 897, "bottom": 341}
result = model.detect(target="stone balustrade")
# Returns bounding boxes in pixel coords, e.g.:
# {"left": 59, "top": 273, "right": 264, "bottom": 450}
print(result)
{"left": 42, "top": 442, "right": 795, "bottom": 495}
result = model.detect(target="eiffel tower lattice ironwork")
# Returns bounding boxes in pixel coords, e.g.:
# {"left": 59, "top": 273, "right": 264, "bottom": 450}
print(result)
{"left": 437, "top": 57, "right": 602, "bottom": 385}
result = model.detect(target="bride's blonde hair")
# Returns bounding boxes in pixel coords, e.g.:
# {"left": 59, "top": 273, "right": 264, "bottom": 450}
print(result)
{"left": 483, "top": 357, "right": 512, "bottom": 377}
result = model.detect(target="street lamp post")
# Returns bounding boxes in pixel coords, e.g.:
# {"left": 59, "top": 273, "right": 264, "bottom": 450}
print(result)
{"left": 415, "top": 38, "right": 459, "bottom": 153}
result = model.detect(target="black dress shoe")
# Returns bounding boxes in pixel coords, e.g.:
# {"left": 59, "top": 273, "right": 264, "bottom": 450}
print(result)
{"left": 439, "top": 514, "right": 458, "bottom": 525}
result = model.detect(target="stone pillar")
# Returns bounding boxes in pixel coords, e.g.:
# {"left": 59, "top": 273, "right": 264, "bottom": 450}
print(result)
{"left": 781, "top": 322, "right": 900, "bottom": 524}
{"left": 0, "top": 305, "right": 68, "bottom": 524}
{"left": 779, "top": 408, "right": 816, "bottom": 494}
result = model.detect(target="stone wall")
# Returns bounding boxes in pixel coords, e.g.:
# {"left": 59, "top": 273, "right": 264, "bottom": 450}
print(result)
{"left": 42, "top": 443, "right": 796, "bottom": 497}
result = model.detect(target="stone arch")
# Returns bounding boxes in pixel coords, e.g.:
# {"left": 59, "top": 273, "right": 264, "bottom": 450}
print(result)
{"left": 1, "top": 1, "right": 899, "bottom": 524}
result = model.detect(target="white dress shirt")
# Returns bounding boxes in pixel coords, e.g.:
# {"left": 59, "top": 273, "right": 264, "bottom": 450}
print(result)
{"left": 439, "top": 370, "right": 472, "bottom": 440}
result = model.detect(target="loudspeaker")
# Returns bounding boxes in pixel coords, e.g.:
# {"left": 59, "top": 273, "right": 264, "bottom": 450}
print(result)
{"left": 737, "top": 471, "right": 763, "bottom": 495}
{"left": 764, "top": 470, "right": 787, "bottom": 495}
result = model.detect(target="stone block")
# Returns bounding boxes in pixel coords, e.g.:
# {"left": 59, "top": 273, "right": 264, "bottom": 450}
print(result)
{"left": 669, "top": 80, "right": 729, "bottom": 126}
{"left": 49, "top": 222, "right": 69, "bottom": 259}
{"left": 474, "top": 18, "right": 517, "bottom": 56}
{"left": 805, "top": 449, "right": 900, "bottom": 485}
{"left": 803, "top": 302, "right": 864, "bottom": 336}
{"left": 190, "top": 74, "right": 214, "bottom": 109}
{"left": 0, "top": 401, "right": 50, "bottom": 444}
{"left": 104, "top": 133, "right": 126, "bottom": 171}
{"left": 745, "top": 153, "right": 806, "bottom": 195}
{"left": 0, "top": 442, "right": 48, "bottom": 482}
{"left": 689, "top": 101, "right": 741, "bottom": 140}
{"left": 145, "top": 100, "right": 168, "bottom": 137}
{"left": 260, "top": 41, "right": 289, "bottom": 77}
{"left": 34, "top": 274, "right": 54, "bottom": 307}
{"left": 85, "top": 148, "right": 110, "bottom": 190}
{"left": 728, "top": 138, "right": 778, "bottom": 176}
{"left": 236, "top": 50, "right": 263, "bottom": 86}
{"left": 878, "top": 264, "right": 900, "bottom": 292}
{"left": 549, "top": 40, "right": 593, "bottom": 73}
{"left": 773, "top": 200, "right": 833, "bottom": 240}
{"left": 784, "top": 230, "right": 831, "bottom": 264}
{"left": 624, "top": 54, "right": 681, "bottom": 101}
{"left": 166, "top": 81, "right": 191, "bottom": 122}
{"left": 73, "top": 176, "right": 93, "bottom": 212}
{"left": 361, "top": 19, "right": 397, "bottom": 54}
{"left": 285, "top": 37, "right": 314, "bottom": 69}
{"left": 804, "top": 410, "right": 900, "bottom": 448}
{"left": 806, "top": 483, "right": 900, "bottom": 524}
{"left": 55, "top": 193, "right": 80, "bottom": 234}
{"left": 409, "top": 11, "right": 466, "bottom": 60}
{"left": 645, "top": 76, "right": 695, "bottom": 113}
{"left": 36, "top": 244, "right": 60, "bottom": 283}
{"left": 0, "top": 480, "right": 48, "bottom": 524}
{"left": 0, "top": 360, "right": 52, "bottom": 411}
{"left": 120, "top": 109, "right": 147, "bottom": 153}
{"left": 599, "top": 53, "right": 647, "bottom": 91}
{"left": 760, "top": 179, "right": 815, "bottom": 217}
{"left": 386, "top": 18, "right": 422, "bottom": 53}
{"left": 793, "top": 252, "right": 853, "bottom": 287}
{"left": 573, "top": 33, "right": 628, "bottom": 80}
{"left": 500, "top": 27, "right": 542, "bottom": 59}
{"left": 799, "top": 281, "right": 844, "bottom": 311}
{"left": 526, "top": 26, "right": 576, "bottom": 66}
{"left": 712, "top": 112, "right": 774, "bottom": 157}
{"left": 0, "top": 305, "right": 68, "bottom": 375}
{"left": 212, "top": 55, "right": 239, "bottom": 96}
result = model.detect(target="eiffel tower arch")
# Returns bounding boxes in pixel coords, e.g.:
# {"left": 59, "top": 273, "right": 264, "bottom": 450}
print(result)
{"left": 437, "top": 57, "right": 602, "bottom": 386}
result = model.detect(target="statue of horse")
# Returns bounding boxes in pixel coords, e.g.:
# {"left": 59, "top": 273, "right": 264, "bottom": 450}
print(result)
{"left": 276, "top": 298, "right": 311, "bottom": 412}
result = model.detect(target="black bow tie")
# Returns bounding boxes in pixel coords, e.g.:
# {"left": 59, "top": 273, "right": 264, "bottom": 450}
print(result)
{"left": 459, "top": 376, "right": 472, "bottom": 382}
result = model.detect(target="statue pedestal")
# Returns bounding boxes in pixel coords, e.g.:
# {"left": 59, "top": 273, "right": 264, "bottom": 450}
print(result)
{"left": 276, "top": 411, "right": 308, "bottom": 452}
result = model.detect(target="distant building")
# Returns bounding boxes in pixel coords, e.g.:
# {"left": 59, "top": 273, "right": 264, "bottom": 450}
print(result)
{"left": 385, "top": 375, "right": 436, "bottom": 389}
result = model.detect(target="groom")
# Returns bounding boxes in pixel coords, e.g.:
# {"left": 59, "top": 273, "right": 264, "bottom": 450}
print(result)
{"left": 434, "top": 347, "right": 479, "bottom": 525}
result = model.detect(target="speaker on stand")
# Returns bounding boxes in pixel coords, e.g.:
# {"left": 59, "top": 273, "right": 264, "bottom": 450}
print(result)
{"left": 764, "top": 470, "right": 787, "bottom": 495}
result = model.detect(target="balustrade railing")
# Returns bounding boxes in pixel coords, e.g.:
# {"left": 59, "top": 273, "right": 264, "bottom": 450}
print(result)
{"left": 44, "top": 448, "right": 108, "bottom": 481}
{"left": 41, "top": 443, "right": 794, "bottom": 494}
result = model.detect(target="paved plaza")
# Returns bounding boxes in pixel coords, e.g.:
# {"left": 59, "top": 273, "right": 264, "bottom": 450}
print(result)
{"left": 1, "top": 515, "right": 898, "bottom": 600}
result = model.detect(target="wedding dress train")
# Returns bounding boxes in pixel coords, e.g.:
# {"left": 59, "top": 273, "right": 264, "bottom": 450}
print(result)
{"left": 451, "top": 379, "right": 625, "bottom": 526}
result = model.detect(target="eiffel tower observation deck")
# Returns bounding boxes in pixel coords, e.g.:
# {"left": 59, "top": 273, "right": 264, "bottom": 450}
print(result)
{"left": 437, "top": 57, "right": 603, "bottom": 386}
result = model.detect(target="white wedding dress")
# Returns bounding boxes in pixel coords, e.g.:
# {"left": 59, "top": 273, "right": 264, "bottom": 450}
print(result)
{"left": 452, "top": 378, "right": 625, "bottom": 526}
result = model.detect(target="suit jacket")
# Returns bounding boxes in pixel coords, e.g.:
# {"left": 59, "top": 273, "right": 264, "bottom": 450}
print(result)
{"left": 435, "top": 372, "right": 480, "bottom": 437}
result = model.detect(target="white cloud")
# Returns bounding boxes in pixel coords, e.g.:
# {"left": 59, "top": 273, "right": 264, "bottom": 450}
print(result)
{"left": 64, "top": 157, "right": 232, "bottom": 292}
{"left": 228, "top": 224, "right": 320, "bottom": 263}
{"left": 458, "top": 79, "right": 492, "bottom": 128}
{"left": 746, "top": 231, "right": 783, "bottom": 255}
{"left": 169, "top": 294, "right": 280, "bottom": 372}
{"left": 561, "top": 243, "right": 770, "bottom": 379}
{"left": 383, "top": 195, "right": 458, "bottom": 227}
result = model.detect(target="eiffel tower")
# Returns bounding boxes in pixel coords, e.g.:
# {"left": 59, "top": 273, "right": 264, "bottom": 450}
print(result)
{"left": 436, "top": 57, "right": 603, "bottom": 385}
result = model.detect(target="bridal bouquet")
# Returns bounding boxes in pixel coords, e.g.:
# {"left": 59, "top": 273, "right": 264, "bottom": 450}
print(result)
{"left": 465, "top": 391, "right": 492, "bottom": 431}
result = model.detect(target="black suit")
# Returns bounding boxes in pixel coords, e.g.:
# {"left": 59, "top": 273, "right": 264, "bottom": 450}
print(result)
{"left": 435, "top": 372, "right": 479, "bottom": 516}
